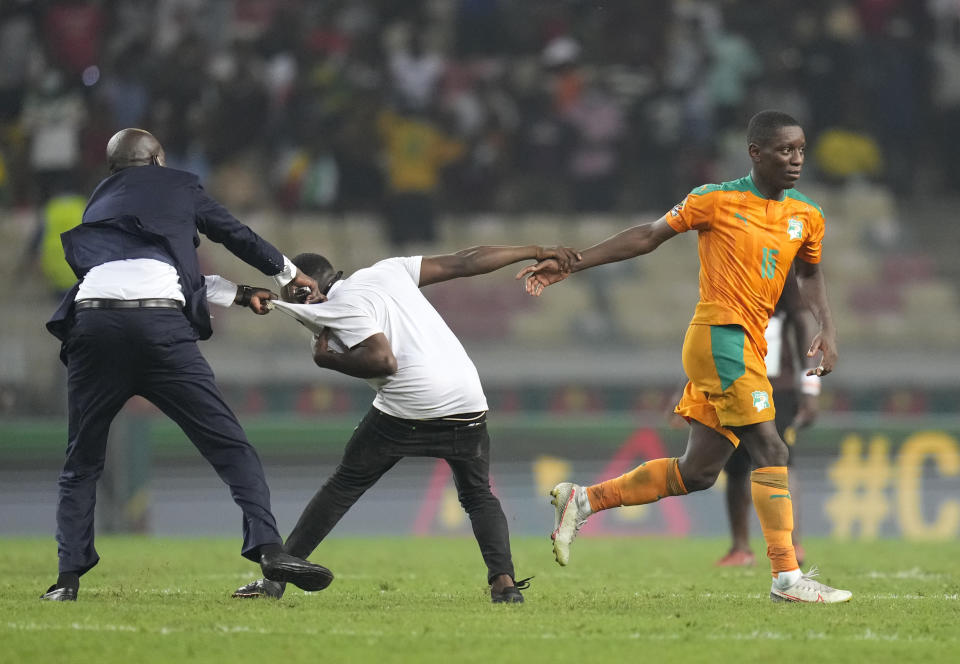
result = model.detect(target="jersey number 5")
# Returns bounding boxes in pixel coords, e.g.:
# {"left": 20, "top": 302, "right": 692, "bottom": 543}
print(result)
{"left": 761, "top": 247, "right": 779, "bottom": 279}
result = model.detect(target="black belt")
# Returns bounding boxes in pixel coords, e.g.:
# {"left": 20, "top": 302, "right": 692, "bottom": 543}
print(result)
{"left": 427, "top": 411, "right": 486, "bottom": 422}
{"left": 75, "top": 298, "right": 183, "bottom": 310}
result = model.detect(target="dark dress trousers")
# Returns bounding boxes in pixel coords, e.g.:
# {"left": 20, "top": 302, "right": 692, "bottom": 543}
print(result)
{"left": 47, "top": 165, "right": 285, "bottom": 575}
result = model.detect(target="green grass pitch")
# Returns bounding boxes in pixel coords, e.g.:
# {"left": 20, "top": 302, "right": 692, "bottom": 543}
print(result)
{"left": 4, "top": 536, "right": 958, "bottom": 663}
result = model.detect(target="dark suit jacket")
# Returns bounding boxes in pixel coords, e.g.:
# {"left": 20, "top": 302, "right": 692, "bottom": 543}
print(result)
{"left": 47, "top": 165, "right": 284, "bottom": 344}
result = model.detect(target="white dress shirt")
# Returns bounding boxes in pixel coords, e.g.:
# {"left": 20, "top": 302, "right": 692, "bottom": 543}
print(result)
{"left": 75, "top": 256, "right": 297, "bottom": 306}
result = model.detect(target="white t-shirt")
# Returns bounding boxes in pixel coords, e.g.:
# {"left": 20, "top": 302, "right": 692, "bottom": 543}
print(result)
{"left": 283, "top": 256, "right": 487, "bottom": 419}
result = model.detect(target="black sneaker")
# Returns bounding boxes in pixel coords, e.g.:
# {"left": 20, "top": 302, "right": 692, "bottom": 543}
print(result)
{"left": 491, "top": 577, "right": 532, "bottom": 604}
{"left": 232, "top": 578, "right": 286, "bottom": 599}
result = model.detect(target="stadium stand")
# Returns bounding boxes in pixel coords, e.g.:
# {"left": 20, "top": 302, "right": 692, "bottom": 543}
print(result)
{"left": 2, "top": 0, "right": 960, "bottom": 416}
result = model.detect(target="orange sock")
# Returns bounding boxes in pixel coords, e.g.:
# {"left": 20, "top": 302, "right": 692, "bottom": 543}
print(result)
{"left": 751, "top": 466, "right": 799, "bottom": 574}
{"left": 586, "top": 458, "right": 688, "bottom": 512}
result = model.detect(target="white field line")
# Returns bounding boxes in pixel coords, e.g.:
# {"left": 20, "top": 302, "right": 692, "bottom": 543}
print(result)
{"left": 159, "top": 590, "right": 959, "bottom": 601}
{"left": 20, "top": 589, "right": 960, "bottom": 602}
{"left": 6, "top": 622, "right": 139, "bottom": 633}
{"left": 201, "top": 572, "right": 394, "bottom": 581}
{"left": 5, "top": 621, "right": 322, "bottom": 637}
{"left": 5, "top": 622, "right": 958, "bottom": 643}
{"left": 201, "top": 568, "right": 944, "bottom": 580}
{"left": 638, "top": 630, "right": 950, "bottom": 643}
{"left": 861, "top": 568, "right": 945, "bottom": 580}
{"left": 690, "top": 592, "right": 957, "bottom": 600}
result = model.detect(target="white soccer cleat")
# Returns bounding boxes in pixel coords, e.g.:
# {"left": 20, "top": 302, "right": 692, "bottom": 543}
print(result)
{"left": 550, "top": 482, "right": 592, "bottom": 566}
{"left": 770, "top": 567, "right": 852, "bottom": 603}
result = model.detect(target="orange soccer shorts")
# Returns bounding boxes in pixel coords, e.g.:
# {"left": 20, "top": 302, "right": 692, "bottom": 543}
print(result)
{"left": 674, "top": 323, "right": 776, "bottom": 446}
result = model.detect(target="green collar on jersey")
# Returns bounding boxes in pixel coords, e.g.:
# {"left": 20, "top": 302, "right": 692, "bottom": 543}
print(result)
{"left": 690, "top": 174, "right": 823, "bottom": 215}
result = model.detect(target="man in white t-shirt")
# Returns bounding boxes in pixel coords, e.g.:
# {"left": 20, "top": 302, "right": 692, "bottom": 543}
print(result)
{"left": 233, "top": 244, "right": 579, "bottom": 603}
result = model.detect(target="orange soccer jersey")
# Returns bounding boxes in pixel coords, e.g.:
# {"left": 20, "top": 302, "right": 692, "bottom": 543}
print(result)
{"left": 668, "top": 174, "right": 825, "bottom": 439}
{"left": 665, "top": 174, "right": 824, "bottom": 356}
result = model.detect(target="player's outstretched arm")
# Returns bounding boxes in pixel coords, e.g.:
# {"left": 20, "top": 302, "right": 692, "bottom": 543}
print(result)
{"left": 795, "top": 259, "right": 837, "bottom": 376}
{"left": 312, "top": 330, "right": 397, "bottom": 379}
{"left": 516, "top": 216, "right": 678, "bottom": 296}
{"left": 418, "top": 245, "right": 580, "bottom": 287}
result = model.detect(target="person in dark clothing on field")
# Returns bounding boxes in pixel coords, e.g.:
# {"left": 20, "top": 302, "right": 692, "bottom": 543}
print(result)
{"left": 41, "top": 128, "right": 332, "bottom": 601}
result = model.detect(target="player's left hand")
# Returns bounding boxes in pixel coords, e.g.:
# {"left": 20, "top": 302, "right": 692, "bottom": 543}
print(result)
{"left": 805, "top": 328, "right": 838, "bottom": 376}
{"left": 515, "top": 259, "right": 569, "bottom": 296}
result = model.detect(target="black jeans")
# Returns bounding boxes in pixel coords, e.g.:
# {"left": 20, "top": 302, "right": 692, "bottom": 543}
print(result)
{"left": 284, "top": 406, "right": 515, "bottom": 583}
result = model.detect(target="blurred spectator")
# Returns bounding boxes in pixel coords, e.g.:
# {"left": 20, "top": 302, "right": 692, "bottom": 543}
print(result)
{"left": 930, "top": 0, "right": 960, "bottom": 192}
{"left": 513, "top": 89, "right": 568, "bottom": 211}
{"left": 388, "top": 28, "right": 445, "bottom": 111}
{"left": 334, "top": 92, "right": 384, "bottom": 212}
{"left": 812, "top": 126, "right": 884, "bottom": 182}
{"left": 444, "top": 66, "right": 519, "bottom": 211}
{"left": 274, "top": 131, "right": 340, "bottom": 212}
{"left": 21, "top": 67, "right": 86, "bottom": 203}
{"left": 42, "top": 0, "right": 104, "bottom": 76}
{"left": 98, "top": 45, "right": 150, "bottom": 129}
{"left": 147, "top": 30, "right": 209, "bottom": 168}
{"left": 0, "top": 4, "right": 38, "bottom": 126}
{"left": 455, "top": 0, "right": 503, "bottom": 57}
{"left": 446, "top": 112, "right": 510, "bottom": 213}
{"left": 799, "top": 2, "right": 868, "bottom": 137}
{"left": 861, "top": 13, "right": 929, "bottom": 196}
{"left": 706, "top": 24, "right": 761, "bottom": 128}
{"left": 542, "top": 35, "right": 583, "bottom": 114}
{"left": 563, "top": 80, "right": 625, "bottom": 212}
{"left": 207, "top": 41, "right": 269, "bottom": 165}
{"left": 378, "top": 105, "right": 464, "bottom": 246}
{"left": 21, "top": 177, "right": 85, "bottom": 298}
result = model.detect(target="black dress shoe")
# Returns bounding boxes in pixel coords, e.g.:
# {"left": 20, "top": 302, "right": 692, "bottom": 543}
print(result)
{"left": 40, "top": 584, "right": 77, "bottom": 601}
{"left": 259, "top": 551, "right": 333, "bottom": 592}
{"left": 490, "top": 576, "right": 532, "bottom": 604}
{"left": 232, "top": 578, "right": 286, "bottom": 599}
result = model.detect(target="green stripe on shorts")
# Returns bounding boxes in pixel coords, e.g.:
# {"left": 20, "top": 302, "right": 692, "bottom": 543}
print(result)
{"left": 710, "top": 325, "right": 746, "bottom": 391}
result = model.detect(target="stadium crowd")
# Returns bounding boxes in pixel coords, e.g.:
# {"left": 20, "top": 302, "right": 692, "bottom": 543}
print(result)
{"left": 0, "top": 2, "right": 956, "bottom": 424}
{"left": 0, "top": 0, "right": 956, "bottom": 233}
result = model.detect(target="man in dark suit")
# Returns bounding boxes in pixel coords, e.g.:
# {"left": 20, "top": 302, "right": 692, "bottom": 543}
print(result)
{"left": 41, "top": 128, "right": 333, "bottom": 601}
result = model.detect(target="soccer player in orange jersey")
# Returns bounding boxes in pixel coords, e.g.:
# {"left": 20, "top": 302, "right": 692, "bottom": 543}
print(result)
{"left": 518, "top": 110, "right": 851, "bottom": 603}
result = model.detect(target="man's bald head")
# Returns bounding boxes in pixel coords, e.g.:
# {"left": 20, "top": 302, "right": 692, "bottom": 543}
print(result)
{"left": 106, "top": 128, "right": 166, "bottom": 173}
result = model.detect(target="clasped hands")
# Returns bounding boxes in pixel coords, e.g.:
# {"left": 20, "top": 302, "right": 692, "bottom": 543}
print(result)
{"left": 516, "top": 246, "right": 582, "bottom": 297}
